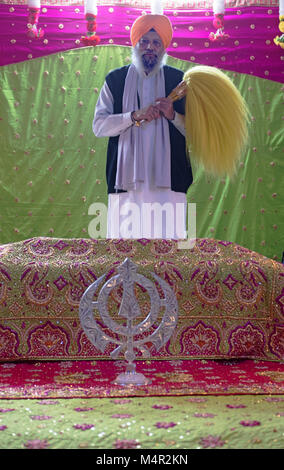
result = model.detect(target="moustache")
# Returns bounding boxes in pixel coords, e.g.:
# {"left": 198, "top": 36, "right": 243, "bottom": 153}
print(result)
{"left": 143, "top": 52, "right": 157, "bottom": 58}
{"left": 142, "top": 52, "right": 158, "bottom": 61}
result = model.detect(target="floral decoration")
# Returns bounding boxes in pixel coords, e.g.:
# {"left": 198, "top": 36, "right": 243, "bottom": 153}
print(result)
{"left": 81, "top": 13, "right": 100, "bottom": 46}
{"left": 114, "top": 439, "right": 140, "bottom": 449}
{"left": 26, "top": 2, "right": 44, "bottom": 39}
{"left": 199, "top": 434, "right": 225, "bottom": 448}
{"left": 24, "top": 439, "right": 50, "bottom": 449}
{"left": 73, "top": 423, "right": 95, "bottom": 430}
{"left": 240, "top": 420, "right": 261, "bottom": 426}
{"left": 274, "top": 14, "right": 284, "bottom": 48}
{"left": 155, "top": 421, "right": 177, "bottom": 429}
{"left": 209, "top": 13, "right": 230, "bottom": 42}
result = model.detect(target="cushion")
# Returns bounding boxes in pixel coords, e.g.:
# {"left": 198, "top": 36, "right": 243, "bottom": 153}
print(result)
{"left": 0, "top": 237, "right": 283, "bottom": 361}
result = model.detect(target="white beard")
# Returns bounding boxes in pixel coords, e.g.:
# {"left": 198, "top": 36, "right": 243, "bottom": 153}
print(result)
{"left": 131, "top": 45, "right": 167, "bottom": 77}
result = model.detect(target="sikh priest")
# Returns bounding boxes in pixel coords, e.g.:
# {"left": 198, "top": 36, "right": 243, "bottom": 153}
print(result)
{"left": 93, "top": 14, "right": 193, "bottom": 239}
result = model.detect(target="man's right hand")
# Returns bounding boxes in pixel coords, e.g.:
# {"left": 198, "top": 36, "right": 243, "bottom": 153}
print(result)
{"left": 132, "top": 105, "right": 160, "bottom": 123}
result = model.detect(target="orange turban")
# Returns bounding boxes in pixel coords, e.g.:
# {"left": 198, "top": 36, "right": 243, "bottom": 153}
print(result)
{"left": 130, "top": 14, "right": 173, "bottom": 50}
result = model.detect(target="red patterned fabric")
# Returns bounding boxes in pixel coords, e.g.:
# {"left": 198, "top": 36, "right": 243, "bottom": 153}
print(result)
{"left": 0, "top": 359, "right": 283, "bottom": 399}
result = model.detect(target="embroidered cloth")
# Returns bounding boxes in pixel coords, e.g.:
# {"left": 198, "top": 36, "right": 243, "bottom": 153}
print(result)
{"left": 0, "top": 237, "right": 283, "bottom": 361}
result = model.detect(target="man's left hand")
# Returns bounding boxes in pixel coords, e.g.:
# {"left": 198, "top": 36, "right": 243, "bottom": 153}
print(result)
{"left": 154, "top": 97, "right": 175, "bottom": 120}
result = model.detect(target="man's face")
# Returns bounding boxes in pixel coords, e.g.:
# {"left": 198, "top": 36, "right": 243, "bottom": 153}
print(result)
{"left": 137, "top": 30, "right": 165, "bottom": 73}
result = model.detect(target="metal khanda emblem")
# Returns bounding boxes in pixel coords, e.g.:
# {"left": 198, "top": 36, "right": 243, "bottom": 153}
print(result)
{"left": 79, "top": 258, "right": 179, "bottom": 386}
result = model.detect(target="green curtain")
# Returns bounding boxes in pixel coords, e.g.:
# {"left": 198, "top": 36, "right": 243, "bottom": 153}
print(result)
{"left": 0, "top": 45, "right": 283, "bottom": 261}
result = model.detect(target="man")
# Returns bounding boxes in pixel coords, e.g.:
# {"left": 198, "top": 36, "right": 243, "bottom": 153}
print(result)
{"left": 93, "top": 14, "right": 193, "bottom": 239}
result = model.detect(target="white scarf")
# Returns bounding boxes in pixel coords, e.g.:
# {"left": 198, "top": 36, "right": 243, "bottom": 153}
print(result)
{"left": 115, "top": 64, "right": 171, "bottom": 191}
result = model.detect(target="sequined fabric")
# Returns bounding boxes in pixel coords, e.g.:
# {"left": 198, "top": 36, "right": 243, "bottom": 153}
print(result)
{"left": 0, "top": 394, "right": 283, "bottom": 449}
{"left": 0, "top": 359, "right": 283, "bottom": 399}
{"left": 0, "top": 237, "right": 283, "bottom": 361}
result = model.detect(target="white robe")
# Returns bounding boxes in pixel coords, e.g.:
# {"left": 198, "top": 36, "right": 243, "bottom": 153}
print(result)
{"left": 93, "top": 70, "right": 187, "bottom": 239}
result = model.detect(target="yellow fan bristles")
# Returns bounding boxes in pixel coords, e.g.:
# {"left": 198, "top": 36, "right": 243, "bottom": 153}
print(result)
{"left": 183, "top": 65, "right": 250, "bottom": 177}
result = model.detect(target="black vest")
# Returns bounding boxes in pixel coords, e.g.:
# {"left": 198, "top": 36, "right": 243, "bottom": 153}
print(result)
{"left": 105, "top": 65, "right": 193, "bottom": 194}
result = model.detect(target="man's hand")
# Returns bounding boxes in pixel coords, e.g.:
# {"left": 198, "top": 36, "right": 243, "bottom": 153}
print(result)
{"left": 154, "top": 97, "right": 175, "bottom": 120}
{"left": 132, "top": 105, "right": 160, "bottom": 123}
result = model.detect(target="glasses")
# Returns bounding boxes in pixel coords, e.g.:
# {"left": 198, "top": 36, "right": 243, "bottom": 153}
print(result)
{"left": 139, "top": 38, "right": 163, "bottom": 50}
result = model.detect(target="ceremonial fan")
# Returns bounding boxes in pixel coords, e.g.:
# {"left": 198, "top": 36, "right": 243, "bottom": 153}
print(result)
{"left": 166, "top": 65, "right": 250, "bottom": 178}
